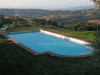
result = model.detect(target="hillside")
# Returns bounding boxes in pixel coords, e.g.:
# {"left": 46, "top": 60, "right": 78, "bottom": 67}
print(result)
{"left": 0, "top": 8, "right": 100, "bottom": 24}
{"left": 50, "top": 5, "right": 95, "bottom": 10}
{"left": 0, "top": 9, "right": 49, "bottom": 17}
{"left": 35, "top": 9, "right": 100, "bottom": 23}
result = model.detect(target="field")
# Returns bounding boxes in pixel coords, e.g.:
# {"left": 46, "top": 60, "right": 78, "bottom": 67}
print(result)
{"left": 0, "top": 27, "right": 100, "bottom": 75}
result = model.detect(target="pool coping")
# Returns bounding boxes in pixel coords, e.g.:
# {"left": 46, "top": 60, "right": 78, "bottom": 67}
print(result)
{"left": 39, "top": 29, "right": 92, "bottom": 45}
{"left": 0, "top": 30, "right": 99, "bottom": 58}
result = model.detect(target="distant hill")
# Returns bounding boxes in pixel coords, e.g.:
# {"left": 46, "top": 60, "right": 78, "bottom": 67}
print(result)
{"left": 0, "top": 9, "right": 49, "bottom": 17}
{"left": 0, "top": 7, "right": 99, "bottom": 24}
{"left": 0, "top": 6, "right": 95, "bottom": 17}
{"left": 35, "top": 9, "right": 100, "bottom": 23}
{"left": 50, "top": 6, "right": 95, "bottom": 10}
{"left": 35, "top": 9, "right": 96, "bottom": 17}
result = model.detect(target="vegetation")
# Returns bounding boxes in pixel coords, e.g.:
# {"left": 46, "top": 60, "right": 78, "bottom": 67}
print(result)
{"left": 8, "top": 21, "right": 32, "bottom": 28}
{"left": 7, "top": 17, "right": 100, "bottom": 32}
{"left": 0, "top": 15, "right": 26, "bottom": 28}
{"left": 0, "top": 15, "right": 12, "bottom": 28}
{"left": 70, "top": 21, "right": 100, "bottom": 31}
{"left": 7, "top": 18, "right": 59, "bottom": 29}
{"left": 31, "top": 18, "right": 58, "bottom": 27}
{"left": 92, "top": 0, "right": 100, "bottom": 9}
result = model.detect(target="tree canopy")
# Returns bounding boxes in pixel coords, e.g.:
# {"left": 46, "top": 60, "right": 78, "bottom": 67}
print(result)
{"left": 92, "top": 0, "right": 100, "bottom": 9}
{"left": 0, "top": 15, "right": 4, "bottom": 28}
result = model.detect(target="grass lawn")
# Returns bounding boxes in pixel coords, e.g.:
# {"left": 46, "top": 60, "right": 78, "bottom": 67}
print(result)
{"left": 5, "top": 27, "right": 39, "bottom": 33}
{"left": 0, "top": 27, "right": 100, "bottom": 75}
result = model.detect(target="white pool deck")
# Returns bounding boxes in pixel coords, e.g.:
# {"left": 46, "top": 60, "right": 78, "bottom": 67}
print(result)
{"left": 40, "top": 29, "right": 92, "bottom": 45}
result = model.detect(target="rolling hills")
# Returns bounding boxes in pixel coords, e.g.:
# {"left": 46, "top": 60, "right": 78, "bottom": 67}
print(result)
{"left": 0, "top": 9, "right": 49, "bottom": 17}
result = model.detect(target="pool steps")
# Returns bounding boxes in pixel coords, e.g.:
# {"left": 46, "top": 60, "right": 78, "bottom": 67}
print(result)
{"left": 40, "top": 29, "right": 91, "bottom": 45}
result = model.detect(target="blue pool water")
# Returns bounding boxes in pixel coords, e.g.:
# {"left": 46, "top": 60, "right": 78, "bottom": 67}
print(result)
{"left": 6, "top": 31, "right": 93, "bottom": 56}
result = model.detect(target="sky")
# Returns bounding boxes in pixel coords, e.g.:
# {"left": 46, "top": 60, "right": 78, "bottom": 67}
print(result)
{"left": 0, "top": 0, "right": 95, "bottom": 9}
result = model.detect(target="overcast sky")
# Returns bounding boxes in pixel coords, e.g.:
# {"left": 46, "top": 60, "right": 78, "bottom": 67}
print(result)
{"left": 0, "top": 0, "right": 94, "bottom": 9}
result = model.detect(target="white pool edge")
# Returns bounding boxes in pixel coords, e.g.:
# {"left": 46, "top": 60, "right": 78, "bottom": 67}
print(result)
{"left": 40, "top": 29, "right": 92, "bottom": 46}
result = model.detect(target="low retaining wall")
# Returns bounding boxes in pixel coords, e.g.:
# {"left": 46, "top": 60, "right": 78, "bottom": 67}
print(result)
{"left": 40, "top": 29, "right": 91, "bottom": 45}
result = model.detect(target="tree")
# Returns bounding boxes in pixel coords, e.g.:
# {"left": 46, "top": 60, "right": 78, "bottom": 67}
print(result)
{"left": 58, "top": 23, "right": 63, "bottom": 28}
{"left": 12, "top": 21, "right": 16, "bottom": 26}
{"left": 0, "top": 15, "right": 4, "bottom": 28}
{"left": 91, "top": 0, "right": 100, "bottom": 10}
{"left": 0, "top": 20, "right": 3, "bottom": 28}
{"left": 64, "top": 25, "right": 69, "bottom": 29}
{"left": 0, "top": 15, "right": 4, "bottom": 19}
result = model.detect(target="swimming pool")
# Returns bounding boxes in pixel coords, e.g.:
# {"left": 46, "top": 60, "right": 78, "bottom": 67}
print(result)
{"left": 5, "top": 30, "right": 94, "bottom": 56}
